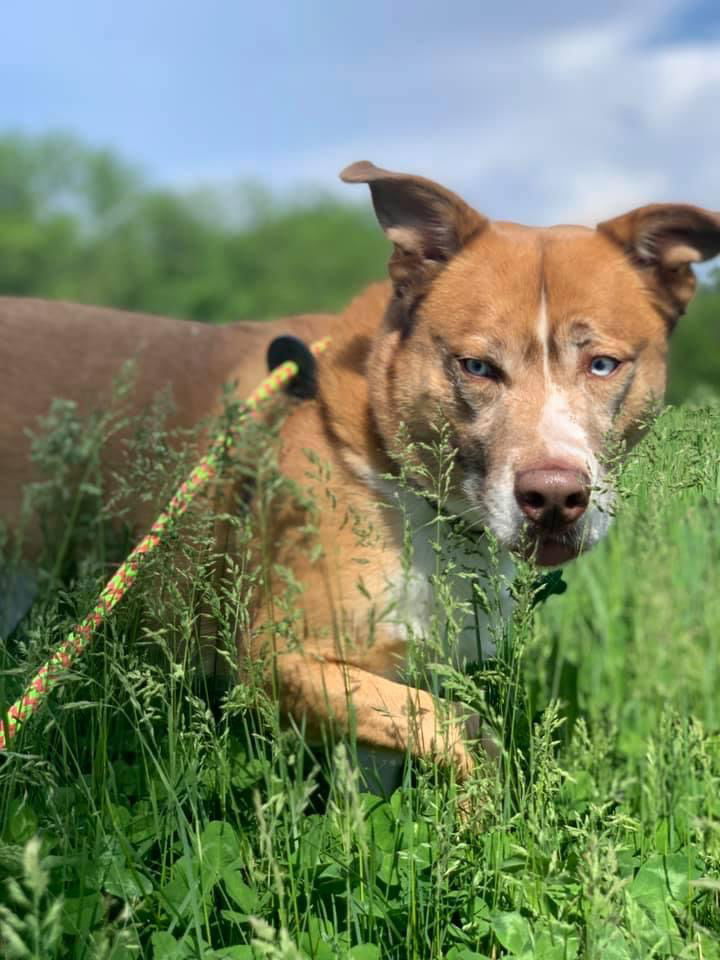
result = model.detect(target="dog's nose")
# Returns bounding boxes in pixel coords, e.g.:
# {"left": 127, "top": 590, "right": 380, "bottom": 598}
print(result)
{"left": 514, "top": 468, "right": 590, "bottom": 529}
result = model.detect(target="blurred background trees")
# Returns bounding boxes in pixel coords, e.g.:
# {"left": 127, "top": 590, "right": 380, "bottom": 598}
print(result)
{"left": 1, "top": 132, "right": 716, "bottom": 403}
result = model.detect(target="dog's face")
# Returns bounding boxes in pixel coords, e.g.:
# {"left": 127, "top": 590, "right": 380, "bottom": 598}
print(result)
{"left": 343, "top": 162, "right": 720, "bottom": 565}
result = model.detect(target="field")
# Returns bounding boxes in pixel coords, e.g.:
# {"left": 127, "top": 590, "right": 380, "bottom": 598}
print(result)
{"left": 1, "top": 386, "right": 719, "bottom": 960}
{"left": 0, "top": 134, "right": 720, "bottom": 960}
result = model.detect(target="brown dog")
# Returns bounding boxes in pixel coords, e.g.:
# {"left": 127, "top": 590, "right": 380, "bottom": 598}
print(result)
{"left": 245, "top": 163, "right": 720, "bottom": 784}
{"left": 2, "top": 163, "right": 719, "bottom": 784}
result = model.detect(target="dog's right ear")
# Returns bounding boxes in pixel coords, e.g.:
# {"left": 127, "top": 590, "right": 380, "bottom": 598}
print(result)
{"left": 598, "top": 203, "right": 720, "bottom": 326}
{"left": 341, "top": 161, "right": 487, "bottom": 313}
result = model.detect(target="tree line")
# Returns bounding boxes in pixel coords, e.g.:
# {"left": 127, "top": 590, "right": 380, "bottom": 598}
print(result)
{"left": 0, "top": 132, "right": 717, "bottom": 403}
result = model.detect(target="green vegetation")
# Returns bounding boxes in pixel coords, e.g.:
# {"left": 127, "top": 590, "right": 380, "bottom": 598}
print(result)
{"left": 1, "top": 133, "right": 720, "bottom": 956}
{"left": 667, "top": 286, "right": 720, "bottom": 404}
{"left": 0, "top": 132, "right": 387, "bottom": 321}
{"left": 0, "top": 131, "right": 717, "bottom": 401}
{"left": 2, "top": 393, "right": 720, "bottom": 958}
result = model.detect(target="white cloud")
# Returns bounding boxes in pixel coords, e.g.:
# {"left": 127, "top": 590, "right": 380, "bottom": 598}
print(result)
{"left": 8, "top": 0, "right": 717, "bottom": 238}
{"left": 213, "top": 5, "right": 719, "bottom": 232}
{"left": 539, "top": 21, "right": 637, "bottom": 72}
{"left": 645, "top": 45, "right": 720, "bottom": 122}
{"left": 553, "top": 169, "right": 671, "bottom": 224}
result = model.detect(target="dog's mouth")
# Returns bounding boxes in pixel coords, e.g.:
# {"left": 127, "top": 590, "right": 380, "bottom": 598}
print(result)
{"left": 528, "top": 534, "right": 579, "bottom": 567}
{"left": 518, "top": 528, "right": 582, "bottom": 567}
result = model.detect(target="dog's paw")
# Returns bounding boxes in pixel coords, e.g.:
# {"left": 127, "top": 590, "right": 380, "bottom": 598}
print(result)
{"left": 452, "top": 702, "right": 501, "bottom": 766}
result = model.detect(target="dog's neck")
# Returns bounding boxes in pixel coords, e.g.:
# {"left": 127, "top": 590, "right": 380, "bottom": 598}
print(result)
{"left": 316, "top": 283, "right": 395, "bottom": 479}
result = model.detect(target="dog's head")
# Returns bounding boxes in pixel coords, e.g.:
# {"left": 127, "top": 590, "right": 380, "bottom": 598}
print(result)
{"left": 342, "top": 161, "right": 720, "bottom": 565}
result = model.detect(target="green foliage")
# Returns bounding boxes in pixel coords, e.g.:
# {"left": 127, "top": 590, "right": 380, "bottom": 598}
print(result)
{"left": 0, "top": 837, "right": 63, "bottom": 958}
{"left": 1, "top": 130, "right": 718, "bottom": 403}
{"left": 667, "top": 281, "right": 720, "bottom": 403}
{"left": 0, "top": 132, "right": 387, "bottom": 321}
{"left": 2, "top": 130, "right": 720, "bottom": 956}
{"left": 2, "top": 396, "right": 720, "bottom": 957}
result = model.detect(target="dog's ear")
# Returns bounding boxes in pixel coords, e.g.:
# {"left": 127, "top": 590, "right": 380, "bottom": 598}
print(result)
{"left": 597, "top": 204, "right": 720, "bottom": 325}
{"left": 341, "top": 161, "right": 487, "bottom": 314}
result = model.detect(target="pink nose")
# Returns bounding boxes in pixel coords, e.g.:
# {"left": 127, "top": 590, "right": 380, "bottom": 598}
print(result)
{"left": 514, "top": 468, "right": 590, "bottom": 529}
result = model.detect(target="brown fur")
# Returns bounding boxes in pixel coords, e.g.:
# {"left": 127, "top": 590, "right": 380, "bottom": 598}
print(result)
{"left": 2, "top": 164, "right": 720, "bottom": 781}
{"left": 0, "top": 297, "right": 334, "bottom": 556}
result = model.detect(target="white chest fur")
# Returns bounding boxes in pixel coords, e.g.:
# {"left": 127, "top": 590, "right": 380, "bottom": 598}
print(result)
{"left": 378, "top": 487, "right": 513, "bottom": 679}
{"left": 341, "top": 474, "right": 516, "bottom": 795}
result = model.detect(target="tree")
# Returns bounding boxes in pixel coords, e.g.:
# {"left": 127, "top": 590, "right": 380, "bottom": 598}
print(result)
{"left": 0, "top": 132, "right": 387, "bottom": 321}
{"left": 0, "top": 131, "right": 716, "bottom": 399}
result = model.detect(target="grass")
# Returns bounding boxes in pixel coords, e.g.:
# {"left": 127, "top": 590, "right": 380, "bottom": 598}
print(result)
{"left": 1, "top": 393, "right": 720, "bottom": 959}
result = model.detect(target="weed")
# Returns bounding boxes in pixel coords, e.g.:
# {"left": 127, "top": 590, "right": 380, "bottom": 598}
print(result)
{"left": 1, "top": 397, "right": 720, "bottom": 958}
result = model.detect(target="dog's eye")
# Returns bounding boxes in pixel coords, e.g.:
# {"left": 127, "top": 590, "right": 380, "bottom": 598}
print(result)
{"left": 459, "top": 357, "right": 498, "bottom": 380}
{"left": 589, "top": 356, "right": 621, "bottom": 377}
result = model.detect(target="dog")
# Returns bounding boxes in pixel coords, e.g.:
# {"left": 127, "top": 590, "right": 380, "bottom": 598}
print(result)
{"left": 2, "top": 162, "right": 718, "bottom": 784}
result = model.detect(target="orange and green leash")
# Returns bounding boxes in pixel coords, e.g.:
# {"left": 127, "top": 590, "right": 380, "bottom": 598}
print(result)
{"left": 0, "top": 336, "right": 331, "bottom": 751}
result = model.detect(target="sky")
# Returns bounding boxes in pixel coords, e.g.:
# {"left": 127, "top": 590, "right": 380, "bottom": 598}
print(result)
{"left": 3, "top": 0, "right": 719, "bottom": 225}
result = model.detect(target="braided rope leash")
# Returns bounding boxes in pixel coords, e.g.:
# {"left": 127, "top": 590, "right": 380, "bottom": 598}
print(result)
{"left": 0, "top": 336, "right": 331, "bottom": 750}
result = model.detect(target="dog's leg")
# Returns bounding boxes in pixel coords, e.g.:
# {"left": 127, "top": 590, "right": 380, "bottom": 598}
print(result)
{"left": 274, "top": 653, "right": 476, "bottom": 780}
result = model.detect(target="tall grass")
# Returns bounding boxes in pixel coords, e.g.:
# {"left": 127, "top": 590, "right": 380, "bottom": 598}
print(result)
{"left": 1, "top": 395, "right": 720, "bottom": 959}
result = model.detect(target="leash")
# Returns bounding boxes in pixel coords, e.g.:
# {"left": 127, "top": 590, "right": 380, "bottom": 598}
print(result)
{"left": 0, "top": 335, "right": 331, "bottom": 751}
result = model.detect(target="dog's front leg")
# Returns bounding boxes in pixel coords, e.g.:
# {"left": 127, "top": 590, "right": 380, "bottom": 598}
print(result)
{"left": 273, "top": 652, "right": 476, "bottom": 780}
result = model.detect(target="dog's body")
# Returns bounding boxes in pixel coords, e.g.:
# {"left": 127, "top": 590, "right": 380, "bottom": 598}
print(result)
{"left": 2, "top": 162, "right": 719, "bottom": 782}
{"left": 0, "top": 297, "right": 334, "bottom": 557}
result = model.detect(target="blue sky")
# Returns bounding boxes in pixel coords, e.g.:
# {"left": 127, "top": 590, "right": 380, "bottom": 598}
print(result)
{"left": 3, "top": 1, "right": 719, "bottom": 224}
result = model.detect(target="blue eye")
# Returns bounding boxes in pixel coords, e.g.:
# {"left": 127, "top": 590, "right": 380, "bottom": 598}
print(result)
{"left": 590, "top": 356, "right": 621, "bottom": 377}
{"left": 460, "top": 357, "right": 498, "bottom": 379}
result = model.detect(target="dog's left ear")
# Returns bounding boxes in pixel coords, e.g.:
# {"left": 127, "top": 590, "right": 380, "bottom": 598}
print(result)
{"left": 340, "top": 161, "right": 487, "bottom": 315}
{"left": 597, "top": 204, "right": 720, "bottom": 325}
